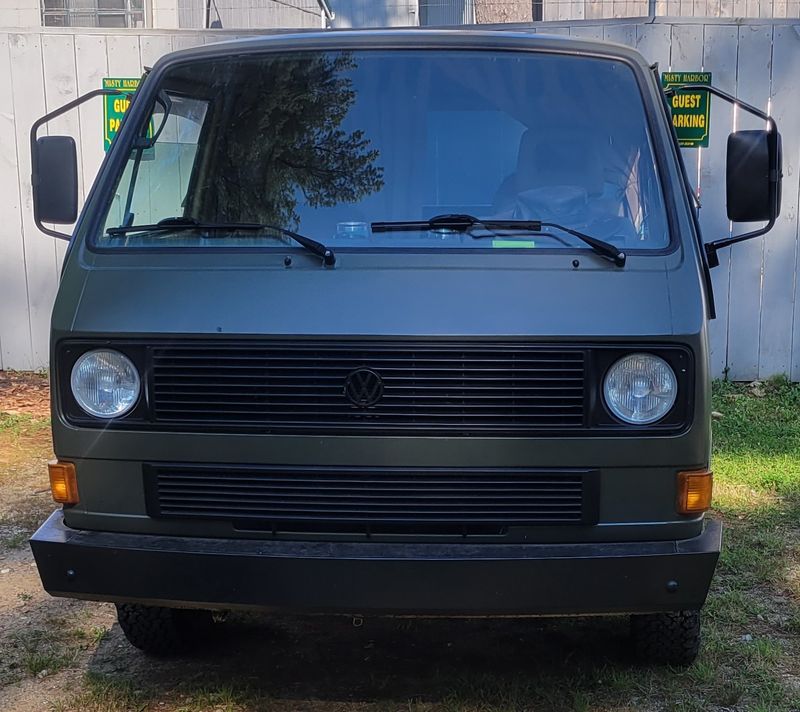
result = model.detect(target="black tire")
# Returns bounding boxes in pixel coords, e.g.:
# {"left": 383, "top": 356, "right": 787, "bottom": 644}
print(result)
{"left": 630, "top": 610, "right": 701, "bottom": 666}
{"left": 116, "top": 603, "right": 214, "bottom": 656}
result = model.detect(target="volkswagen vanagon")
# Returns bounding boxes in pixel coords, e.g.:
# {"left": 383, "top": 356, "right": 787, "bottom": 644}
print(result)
{"left": 29, "top": 30, "right": 782, "bottom": 665}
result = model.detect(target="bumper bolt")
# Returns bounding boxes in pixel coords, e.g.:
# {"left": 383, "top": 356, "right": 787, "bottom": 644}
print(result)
{"left": 666, "top": 579, "right": 679, "bottom": 593}
{"left": 66, "top": 569, "right": 76, "bottom": 582}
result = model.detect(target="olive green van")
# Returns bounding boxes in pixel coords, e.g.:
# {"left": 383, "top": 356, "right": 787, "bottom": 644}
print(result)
{"left": 29, "top": 30, "right": 782, "bottom": 665}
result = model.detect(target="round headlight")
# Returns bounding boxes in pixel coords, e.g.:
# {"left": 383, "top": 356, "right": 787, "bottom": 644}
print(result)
{"left": 70, "top": 349, "right": 141, "bottom": 418}
{"left": 603, "top": 353, "right": 677, "bottom": 425}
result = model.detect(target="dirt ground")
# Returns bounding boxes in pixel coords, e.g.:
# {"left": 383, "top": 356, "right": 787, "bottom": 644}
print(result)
{"left": 1, "top": 372, "right": 799, "bottom": 711}
{"left": 0, "top": 371, "right": 50, "bottom": 419}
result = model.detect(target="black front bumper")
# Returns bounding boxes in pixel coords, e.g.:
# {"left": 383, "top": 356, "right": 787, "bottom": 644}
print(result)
{"left": 31, "top": 511, "right": 721, "bottom": 616}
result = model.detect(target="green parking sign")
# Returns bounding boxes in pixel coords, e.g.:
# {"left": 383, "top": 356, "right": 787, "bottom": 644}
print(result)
{"left": 661, "top": 72, "right": 712, "bottom": 148}
{"left": 103, "top": 77, "right": 141, "bottom": 151}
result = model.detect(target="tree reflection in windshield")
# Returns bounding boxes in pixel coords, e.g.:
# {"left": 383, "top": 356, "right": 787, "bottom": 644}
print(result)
{"left": 196, "top": 52, "right": 384, "bottom": 228}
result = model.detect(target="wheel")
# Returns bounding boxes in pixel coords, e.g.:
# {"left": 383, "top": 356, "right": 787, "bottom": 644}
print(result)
{"left": 630, "top": 610, "right": 701, "bottom": 666}
{"left": 116, "top": 603, "right": 214, "bottom": 656}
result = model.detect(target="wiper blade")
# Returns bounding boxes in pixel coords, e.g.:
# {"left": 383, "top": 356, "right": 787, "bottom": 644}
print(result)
{"left": 106, "top": 217, "right": 336, "bottom": 266}
{"left": 372, "top": 214, "right": 543, "bottom": 233}
{"left": 372, "top": 214, "right": 626, "bottom": 268}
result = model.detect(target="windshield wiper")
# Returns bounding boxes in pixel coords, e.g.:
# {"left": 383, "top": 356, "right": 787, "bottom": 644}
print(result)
{"left": 106, "top": 217, "right": 336, "bottom": 266}
{"left": 372, "top": 214, "right": 543, "bottom": 233}
{"left": 372, "top": 214, "right": 626, "bottom": 267}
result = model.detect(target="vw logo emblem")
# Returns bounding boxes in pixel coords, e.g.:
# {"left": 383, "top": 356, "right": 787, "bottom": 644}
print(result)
{"left": 344, "top": 368, "right": 384, "bottom": 408}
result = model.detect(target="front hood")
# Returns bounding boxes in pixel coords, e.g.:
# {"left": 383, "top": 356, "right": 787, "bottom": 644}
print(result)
{"left": 60, "top": 252, "right": 699, "bottom": 339}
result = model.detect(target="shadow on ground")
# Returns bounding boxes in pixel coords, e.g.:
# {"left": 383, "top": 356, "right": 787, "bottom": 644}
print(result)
{"left": 88, "top": 614, "right": 631, "bottom": 704}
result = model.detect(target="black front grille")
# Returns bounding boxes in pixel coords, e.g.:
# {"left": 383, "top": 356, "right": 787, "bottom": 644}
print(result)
{"left": 150, "top": 342, "right": 587, "bottom": 435}
{"left": 147, "top": 465, "right": 597, "bottom": 534}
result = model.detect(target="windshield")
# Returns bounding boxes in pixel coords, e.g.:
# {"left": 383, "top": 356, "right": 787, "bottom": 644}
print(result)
{"left": 96, "top": 49, "right": 670, "bottom": 252}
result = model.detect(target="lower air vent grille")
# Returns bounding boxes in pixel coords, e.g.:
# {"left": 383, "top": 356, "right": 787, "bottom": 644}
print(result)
{"left": 147, "top": 465, "right": 598, "bottom": 535}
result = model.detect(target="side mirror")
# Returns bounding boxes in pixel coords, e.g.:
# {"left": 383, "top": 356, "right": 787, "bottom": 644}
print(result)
{"left": 30, "top": 88, "right": 127, "bottom": 239}
{"left": 726, "top": 129, "right": 782, "bottom": 223}
{"left": 32, "top": 135, "right": 78, "bottom": 227}
{"left": 667, "top": 83, "right": 784, "bottom": 268}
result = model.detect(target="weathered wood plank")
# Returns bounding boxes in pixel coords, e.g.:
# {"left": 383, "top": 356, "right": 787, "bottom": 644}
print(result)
{"left": 202, "top": 31, "right": 239, "bottom": 45}
{"left": 726, "top": 24, "right": 773, "bottom": 381}
{"left": 569, "top": 23, "right": 604, "bottom": 40}
{"left": 0, "top": 33, "right": 32, "bottom": 370}
{"left": 171, "top": 33, "right": 206, "bottom": 51}
{"left": 745, "top": 0, "right": 762, "bottom": 17}
{"left": 603, "top": 23, "right": 636, "bottom": 47}
{"left": 766, "top": 25, "right": 800, "bottom": 379}
{"left": 635, "top": 22, "right": 672, "bottom": 67}
{"left": 731, "top": 0, "right": 748, "bottom": 16}
{"left": 106, "top": 34, "right": 142, "bottom": 77}
{"left": 9, "top": 32, "right": 56, "bottom": 369}
{"left": 666, "top": 0, "right": 682, "bottom": 16}
{"left": 700, "top": 24, "right": 739, "bottom": 378}
{"left": 584, "top": 0, "right": 604, "bottom": 20}
{"left": 541, "top": 25, "right": 570, "bottom": 35}
{"left": 42, "top": 34, "right": 81, "bottom": 268}
{"left": 694, "top": 0, "right": 710, "bottom": 17}
{"left": 718, "top": 0, "right": 734, "bottom": 16}
{"left": 671, "top": 23, "right": 704, "bottom": 70}
{"left": 140, "top": 34, "right": 174, "bottom": 67}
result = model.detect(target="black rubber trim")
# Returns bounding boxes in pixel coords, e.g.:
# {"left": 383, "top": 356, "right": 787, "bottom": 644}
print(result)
{"left": 31, "top": 511, "right": 721, "bottom": 616}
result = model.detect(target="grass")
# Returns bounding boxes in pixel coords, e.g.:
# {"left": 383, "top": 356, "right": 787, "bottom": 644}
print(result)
{"left": 52, "top": 674, "right": 147, "bottom": 712}
{"left": 0, "top": 488, "right": 54, "bottom": 552}
{"left": 3, "top": 380, "right": 800, "bottom": 711}
{"left": 1, "top": 626, "right": 87, "bottom": 686}
{"left": 0, "top": 530, "right": 32, "bottom": 550}
{"left": 713, "top": 378, "right": 800, "bottom": 599}
{"left": 0, "top": 411, "right": 53, "bottom": 550}
{"left": 682, "top": 377, "right": 800, "bottom": 710}
{"left": 53, "top": 674, "right": 252, "bottom": 712}
{"left": 0, "top": 411, "right": 50, "bottom": 436}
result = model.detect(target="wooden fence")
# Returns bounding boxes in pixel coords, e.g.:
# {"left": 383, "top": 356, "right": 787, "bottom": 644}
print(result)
{"left": 0, "top": 20, "right": 798, "bottom": 379}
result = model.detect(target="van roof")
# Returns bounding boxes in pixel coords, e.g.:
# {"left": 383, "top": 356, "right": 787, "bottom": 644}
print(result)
{"left": 152, "top": 28, "right": 650, "bottom": 73}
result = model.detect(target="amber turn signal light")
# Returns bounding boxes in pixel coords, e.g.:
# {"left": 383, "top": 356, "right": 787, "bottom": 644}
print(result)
{"left": 48, "top": 460, "right": 79, "bottom": 504}
{"left": 676, "top": 469, "right": 713, "bottom": 514}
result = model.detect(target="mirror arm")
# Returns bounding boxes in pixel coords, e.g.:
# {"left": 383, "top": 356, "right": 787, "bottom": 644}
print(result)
{"left": 665, "top": 84, "right": 780, "bottom": 268}
{"left": 704, "top": 218, "right": 775, "bottom": 268}
{"left": 30, "top": 88, "right": 124, "bottom": 240}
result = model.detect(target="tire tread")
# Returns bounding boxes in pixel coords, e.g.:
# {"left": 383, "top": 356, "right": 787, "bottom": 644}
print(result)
{"left": 116, "top": 603, "right": 210, "bottom": 656}
{"left": 630, "top": 610, "right": 701, "bottom": 666}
